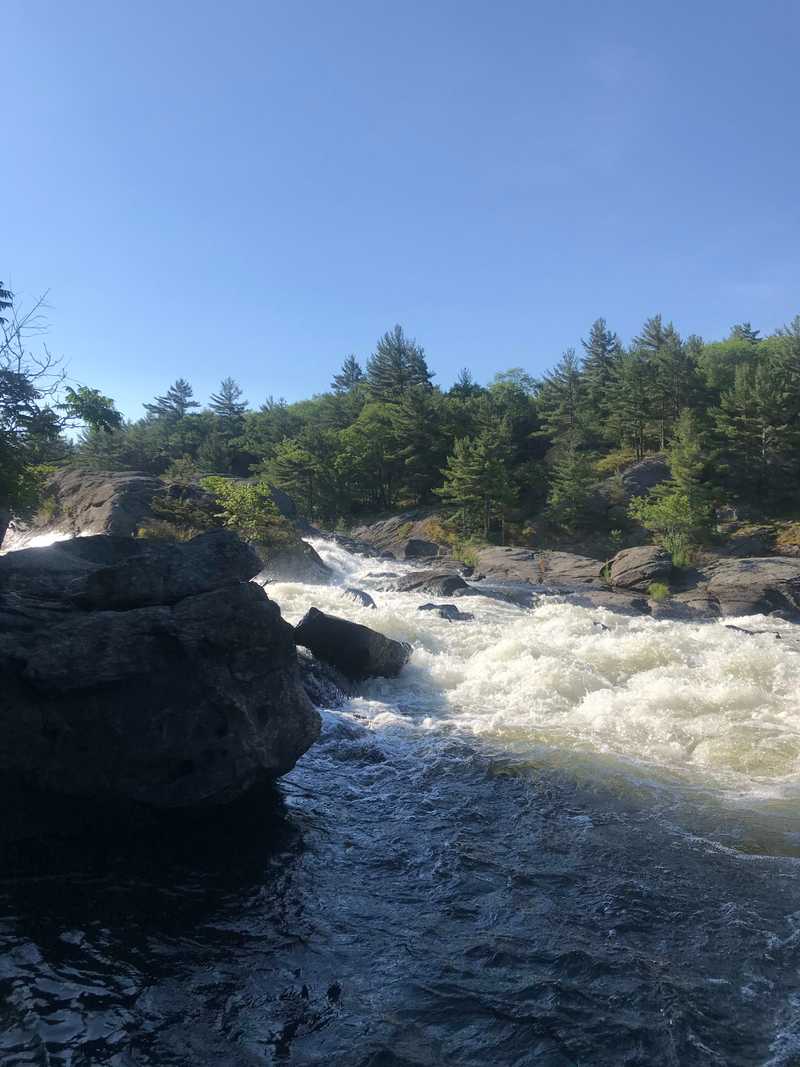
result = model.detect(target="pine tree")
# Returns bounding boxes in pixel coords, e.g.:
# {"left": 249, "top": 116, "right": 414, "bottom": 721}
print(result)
{"left": 390, "top": 386, "right": 448, "bottom": 504}
{"left": 581, "top": 318, "right": 620, "bottom": 437}
{"left": 437, "top": 422, "right": 514, "bottom": 539}
{"left": 366, "top": 325, "right": 433, "bottom": 401}
{"left": 209, "top": 377, "right": 247, "bottom": 422}
{"left": 730, "top": 322, "right": 761, "bottom": 343}
{"left": 269, "top": 438, "right": 319, "bottom": 518}
{"left": 545, "top": 435, "right": 596, "bottom": 532}
{"left": 331, "top": 355, "right": 364, "bottom": 395}
{"left": 144, "top": 379, "right": 199, "bottom": 421}
{"left": 606, "top": 348, "right": 654, "bottom": 459}
{"left": 0, "top": 283, "right": 12, "bottom": 326}
{"left": 536, "top": 348, "right": 584, "bottom": 441}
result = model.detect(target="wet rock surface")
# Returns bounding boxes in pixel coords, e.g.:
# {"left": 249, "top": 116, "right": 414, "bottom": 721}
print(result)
{"left": 294, "top": 606, "right": 411, "bottom": 680}
{"left": 394, "top": 570, "right": 469, "bottom": 596}
{"left": 0, "top": 531, "right": 320, "bottom": 814}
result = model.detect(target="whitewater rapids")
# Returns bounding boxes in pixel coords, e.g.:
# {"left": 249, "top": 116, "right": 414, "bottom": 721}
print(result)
{"left": 4, "top": 534, "right": 800, "bottom": 1065}
{"left": 274, "top": 538, "right": 800, "bottom": 806}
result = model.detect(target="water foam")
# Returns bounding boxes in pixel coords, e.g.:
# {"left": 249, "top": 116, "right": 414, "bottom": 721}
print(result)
{"left": 269, "top": 538, "right": 800, "bottom": 799}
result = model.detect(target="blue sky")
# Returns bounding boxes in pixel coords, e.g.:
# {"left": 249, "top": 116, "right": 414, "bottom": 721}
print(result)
{"left": 4, "top": 0, "right": 799, "bottom": 419}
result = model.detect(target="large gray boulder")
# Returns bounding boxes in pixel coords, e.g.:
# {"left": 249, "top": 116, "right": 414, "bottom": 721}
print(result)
{"left": 474, "top": 547, "right": 605, "bottom": 589}
{"left": 254, "top": 539, "right": 332, "bottom": 584}
{"left": 705, "top": 557, "right": 800, "bottom": 617}
{"left": 350, "top": 510, "right": 448, "bottom": 560}
{"left": 294, "top": 607, "right": 411, "bottom": 681}
{"left": 0, "top": 532, "right": 320, "bottom": 811}
{"left": 2, "top": 468, "right": 301, "bottom": 549}
{"left": 608, "top": 546, "right": 672, "bottom": 591}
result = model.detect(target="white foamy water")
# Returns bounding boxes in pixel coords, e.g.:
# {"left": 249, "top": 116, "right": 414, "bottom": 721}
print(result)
{"left": 0, "top": 527, "right": 73, "bottom": 554}
{"left": 269, "top": 538, "right": 800, "bottom": 802}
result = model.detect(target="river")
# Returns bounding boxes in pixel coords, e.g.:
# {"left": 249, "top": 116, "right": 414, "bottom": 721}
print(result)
{"left": 2, "top": 538, "right": 800, "bottom": 1065}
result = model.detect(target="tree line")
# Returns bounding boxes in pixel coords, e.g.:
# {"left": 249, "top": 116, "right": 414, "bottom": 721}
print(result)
{"left": 3, "top": 279, "right": 800, "bottom": 548}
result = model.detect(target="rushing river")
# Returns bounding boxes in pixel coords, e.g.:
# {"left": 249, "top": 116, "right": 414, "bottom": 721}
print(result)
{"left": 3, "top": 538, "right": 800, "bottom": 1065}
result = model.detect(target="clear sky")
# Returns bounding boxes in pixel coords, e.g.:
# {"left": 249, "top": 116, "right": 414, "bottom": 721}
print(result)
{"left": 4, "top": 0, "right": 799, "bottom": 419}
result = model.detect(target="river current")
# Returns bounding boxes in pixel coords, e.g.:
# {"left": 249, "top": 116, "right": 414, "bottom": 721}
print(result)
{"left": 2, "top": 537, "right": 800, "bottom": 1065}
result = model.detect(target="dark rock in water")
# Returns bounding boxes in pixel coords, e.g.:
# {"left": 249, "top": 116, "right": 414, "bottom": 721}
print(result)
{"left": 254, "top": 539, "right": 332, "bottom": 584}
{"left": 298, "top": 649, "right": 354, "bottom": 707}
{"left": 394, "top": 570, "right": 469, "bottom": 596}
{"left": 559, "top": 590, "right": 650, "bottom": 615}
{"left": 294, "top": 606, "right": 411, "bottom": 681}
{"left": 404, "top": 538, "right": 440, "bottom": 559}
{"left": 0, "top": 533, "right": 320, "bottom": 815}
{"left": 344, "top": 587, "right": 377, "bottom": 609}
{"left": 460, "top": 582, "right": 536, "bottom": 608}
{"left": 417, "top": 602, "right": 474, "bottom": 621}
{"left": 724, "top": 624, "right": 782, "bottom": 638}
{"left": 366, "top": 571, "right": 400, "bottom": 579}
{"left": 609, "top": 545, "right": 672, "bottom": 591}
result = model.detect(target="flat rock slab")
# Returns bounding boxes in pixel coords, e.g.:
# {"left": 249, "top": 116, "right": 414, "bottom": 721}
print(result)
{"left": 705, "top": 557, "right": 800, "bottom": 617}
{"left": 294, "top": 607, "right": 411, "bottom": 681}
{"left": 475, "top": 547, "right": 605, "bottom": 588}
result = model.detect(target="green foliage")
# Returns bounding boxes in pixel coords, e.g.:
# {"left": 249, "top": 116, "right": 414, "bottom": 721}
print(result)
{"left": 200, "top": 477, "right": 296, "bottom": 548}
{"left": 545, "top": 439, "right": 596, "bottom": 532}
{"left": 163, "top": 454, "right": 200, "bottom": 485}
{"left": 648, "top": 581, "right": 670, "bottom": 602}
{"left": 55, "top": 310, "right": 800, "bottom": 542}
{"left": 59, "top": 386, "right": 123, "bottom": 432}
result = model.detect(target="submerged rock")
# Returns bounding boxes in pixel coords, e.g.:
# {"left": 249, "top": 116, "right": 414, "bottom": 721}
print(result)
{"left": 418, "top": 602, "right": 475, "bottom": 621}
{"left": 394, "top": 570, "right": 469, "bottom": 596}
{"left": 344, "top": 587, "right": 377, "bottom": 609}
{"left": 0, "top": 532, "right": 320, "bottom": 813}
{"left": 294, "top": 607, "right": 411, "bottom": 680}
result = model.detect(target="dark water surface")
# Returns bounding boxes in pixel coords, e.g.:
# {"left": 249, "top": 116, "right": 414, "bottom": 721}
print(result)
{"left": 2, "top": 707, "right": 800, "bottom": 1067}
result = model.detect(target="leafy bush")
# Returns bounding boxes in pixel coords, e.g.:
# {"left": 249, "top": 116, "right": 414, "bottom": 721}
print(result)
{"left": 629, "top": 487, "right": 712, "bottom": 566}
{"left": 200, "top": 477, "right": 297, "bottom": 548}
{"left": 648, "top": 581, "right": 670, "bottom": 602}
{"left": 136, "top": 519, "right": 196, "bottom": 542}
{"left": 593, "top": 448, "right": 637, "bottom": 476}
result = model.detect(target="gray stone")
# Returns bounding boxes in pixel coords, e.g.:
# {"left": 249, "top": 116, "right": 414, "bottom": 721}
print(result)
{"left": 0, "top": 558, "right": 320, "bottom": 810}
{"left": 475, "top": 547, "right": 605, "bottom": 589}
{"left": 294, "top": 607, "right": 411, "bottom": 681}
{"left": 609, "top": 545, "right": 672, "bottom": 591}
{"left": 344, "top": 587, "right": 377, "bottom": 609}
{"left": 705, "top": 557, "right": 800, "bottom": 617}
{"left": 394, "top": 570, "right": 469, "bottom": 596}
{"left": 417, "top": 602, "right": 475, "bottom": 621}
{"left": 254, "top": 539, "right": 332, "bottom": 584}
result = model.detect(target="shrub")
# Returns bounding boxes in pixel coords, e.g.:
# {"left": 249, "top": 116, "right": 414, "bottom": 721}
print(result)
{"left": 648, "top": 581, "right": 670, "bottom": 602}
{"left": 593, "top": 448, "right": 637, "bottom": 477}
{"left": 200, "top": 477, "right": 297, "bottom": 549}
{"left": 136, "top": 519, "right": 197, "bottom": 542}
{"left": 629, "top": 486, "right": 712, "bottom": 565}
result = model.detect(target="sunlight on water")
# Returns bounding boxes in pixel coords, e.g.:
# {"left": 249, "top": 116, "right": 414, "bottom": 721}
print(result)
{"left": 269, "top": 538, "right": 800, "bottom": 800}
